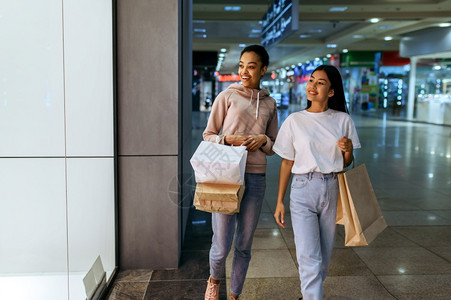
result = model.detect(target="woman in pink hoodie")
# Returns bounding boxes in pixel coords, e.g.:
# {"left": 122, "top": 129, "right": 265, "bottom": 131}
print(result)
{"left": 203, "top": 45, "right": 278, "bottom": 300}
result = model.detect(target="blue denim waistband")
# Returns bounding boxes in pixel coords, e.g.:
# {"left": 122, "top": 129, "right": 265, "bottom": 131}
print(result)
{"left": 295, "top": 172, "right": 338, "bottom": 180}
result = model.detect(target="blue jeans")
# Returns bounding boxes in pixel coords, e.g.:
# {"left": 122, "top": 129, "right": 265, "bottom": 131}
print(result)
{"left": 290, "top": 172, "right": 338, "bottom": 300}
{"left": 209, "top": 173, "right": 266, "bottom": 296}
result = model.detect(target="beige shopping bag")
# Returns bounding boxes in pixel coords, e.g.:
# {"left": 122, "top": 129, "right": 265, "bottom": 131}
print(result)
{"left": 193, "top": 182, "right": 245, "bottom": 215}
{"left": 336, "top": 164, "right": 387, "bottom": 246}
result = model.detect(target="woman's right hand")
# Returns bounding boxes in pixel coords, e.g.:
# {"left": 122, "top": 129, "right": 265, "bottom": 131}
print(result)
{"left": 274, "top": 202, "right": 286, "bottom": 228}
{"left": 224, "top": 134, "right": 249, "bottom": 146}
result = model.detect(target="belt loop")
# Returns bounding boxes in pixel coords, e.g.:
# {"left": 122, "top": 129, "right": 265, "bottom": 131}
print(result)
{"left": 308, "top": 172, "right": 312, "bottom": 180}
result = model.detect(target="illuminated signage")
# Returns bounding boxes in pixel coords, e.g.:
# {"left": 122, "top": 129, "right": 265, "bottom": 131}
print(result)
{"left": 218, "top": 75, "right": 241, "bottom": 82}
{"left": 261, "top": 0, "right": 299, "bottom": 49}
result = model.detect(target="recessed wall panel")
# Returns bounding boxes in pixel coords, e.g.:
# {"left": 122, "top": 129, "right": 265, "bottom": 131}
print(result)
{"left": 0, "top": 158, "right": 67, "bottom": 273}
{"left": 64, "top": 0, "right": 114, "bottom": 157}
{"left": 119, "top": 156, "right": 179, "bottom": 269}
{"left": 0, "top": 0, "right": 65, "bottom": 157}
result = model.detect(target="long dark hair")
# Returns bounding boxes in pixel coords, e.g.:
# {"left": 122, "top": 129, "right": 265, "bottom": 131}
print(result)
{"left": 306, "top": 65, "right": 349, "bottom": 114}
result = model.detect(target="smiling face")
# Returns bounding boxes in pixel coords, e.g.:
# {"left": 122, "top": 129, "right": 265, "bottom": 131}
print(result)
{"left": 306, "top": 70, "right": 335, "bottom": 107}
{"left": 239, "top": 51, "right": 267, "bottom": 89}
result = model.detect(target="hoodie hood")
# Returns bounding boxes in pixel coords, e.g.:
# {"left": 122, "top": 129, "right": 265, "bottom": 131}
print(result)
{"left": 226, "top": 83, "right": 270, "bottom": 119}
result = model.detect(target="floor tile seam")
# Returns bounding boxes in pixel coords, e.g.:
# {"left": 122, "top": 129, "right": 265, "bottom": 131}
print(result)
{"left": 147, "top": 278, "right": 209, "bottom": 283}
{"left": 390, "top": 226, "right": 451, "bottom": 251}
{"left": 349, "top": 247, "right": 386, "bottom": 291}
{"left": 353, "top": 244, "right": 451, "bottom": 264}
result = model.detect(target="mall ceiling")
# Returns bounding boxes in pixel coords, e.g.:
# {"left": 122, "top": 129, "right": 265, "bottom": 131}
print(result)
{"left": 192, "top": 0, "right": 451, "bottom": 73}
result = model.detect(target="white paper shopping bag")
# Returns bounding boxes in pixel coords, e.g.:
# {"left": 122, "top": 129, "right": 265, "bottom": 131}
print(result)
{"left": 190, "top": 141, "right": 247, "bottom": 184}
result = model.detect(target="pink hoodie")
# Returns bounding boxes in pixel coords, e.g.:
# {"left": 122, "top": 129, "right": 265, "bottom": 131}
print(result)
{"left": 203, "top": 83, "right": 278, "bottom": 174}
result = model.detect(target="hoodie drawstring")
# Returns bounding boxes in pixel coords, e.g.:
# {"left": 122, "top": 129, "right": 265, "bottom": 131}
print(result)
{"left": 256, "top": 91, "right": 260, "bottom": 119}
{"left": 249, "top": 89, "right": 260, "bottom": 119}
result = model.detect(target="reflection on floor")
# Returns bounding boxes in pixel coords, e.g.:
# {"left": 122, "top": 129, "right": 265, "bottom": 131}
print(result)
{"left": 107, "top": 111, "right": 451, "bottom": 300}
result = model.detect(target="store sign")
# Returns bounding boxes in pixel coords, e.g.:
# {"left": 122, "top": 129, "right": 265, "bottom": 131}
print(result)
{"left": 218, "top": 75, "right": 241, "bottom": 82}
{"left": 261, "top": 0, "right": 299, "bottom": 49}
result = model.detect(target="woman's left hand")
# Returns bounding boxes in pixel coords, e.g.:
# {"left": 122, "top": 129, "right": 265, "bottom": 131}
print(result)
{"left": 241, "top": 134, "right": 267, "bottom": 151}
{"left": 337, "top": 136, "right": 353, "bottom": 153}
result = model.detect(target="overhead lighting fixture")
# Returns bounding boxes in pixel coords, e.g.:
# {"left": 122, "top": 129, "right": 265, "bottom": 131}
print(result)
{"left": 220, "top": 48, "right": 227, "bottom": 53}
{"left": 326, "top": 54, "right": 332, "bottom": 58}
{"left": 224, "top": 6, "right": 241, "bottom": 11}
{"left": 353, "top": 35, "right": 364, "bottom": 39}
{"left": 439, "top": 23, "right": 451, "bottom": 27}
{"left": 327, "top": 44, "right": 337, "bottom": 48}
{"left": 309, "top": 29, "right": 322, "bottom": 33}
{"left": 342, "top": 49, "right": 349, "bottom": 53}
{"left": 370, "top": 18, "right": 381, "bottom": 23}
{"left": 299, "top": 34, "right": 311, "bottom": 38}
{"left": 239, "top": 44, "right": 246, "bottom": 47}
{"left": 379, "top": 25, "right": 393, "bottom": 29}
{"left": 384, "top": 36, "right": 393, "bottom": 41}
{"left": 251, "top": 29, "right": 261, "bottom": 33}
{"left": 193, "top": 28, "right": 206, "bottom": 33}
{"left": 329, "top": 7, "right": 348, "bottom": 12}
{"left": 219, "top": 53, "right": 225, "bottom": 57}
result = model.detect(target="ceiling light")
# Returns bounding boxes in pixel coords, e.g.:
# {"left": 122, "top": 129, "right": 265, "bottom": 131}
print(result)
{"left": 379, "top": 25, "right": 393, "bottom": 29}
{"left": 326, "top": 54, "right": 332, "bottom": 58}
{"left": 194, "top": 28, "right": 206, "bottom": 33}
{"left": 439, "top": 23, "right": 451, "bottom": 27}
{"left": 224, "top": 6, "right": 241, "bottom": 11}
{"left": 220, "top": 48, "right": 227, "bottom": 53}
{"left": 327, "top": 44, "right": 337, "bottom": 48}
{"left": 353, "top": 35, "right": 364, "bottom": 39}
{"left": 342, "top": 49, "right": 349, "bottom": 53}
{"left": 219, "top": 53, "right": 225, "bottom": 57}
{"left": 299, "top": 34, "right": 311, "bottom": 38}
{"left": 251, "top": 29, "right": 261, "bottom": 33}
{"left": 329, "top": 7, "right": 348, "bottom": 12}
{"left": 384, "top": 36, "right": 393, "bottom": 41}
{"left": 309, "top": 29, "right": 322, "bottom": 33}
{"left": 370, "top": 18, "right": 381, "bottom": 23}
{"left": 239, "top": 44, "right": 246, "bottom": 47}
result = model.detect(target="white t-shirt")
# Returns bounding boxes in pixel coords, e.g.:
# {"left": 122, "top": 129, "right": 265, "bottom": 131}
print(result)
{"left": 273, "top": 109, "right": 361, "bottom": 174}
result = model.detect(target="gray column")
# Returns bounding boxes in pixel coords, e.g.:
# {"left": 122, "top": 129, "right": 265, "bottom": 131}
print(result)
{"left": 407, "top": 57, "right": 417, "bottom": 120}
{"left": 117, "top": 0, "right": 192, "bottom": 269}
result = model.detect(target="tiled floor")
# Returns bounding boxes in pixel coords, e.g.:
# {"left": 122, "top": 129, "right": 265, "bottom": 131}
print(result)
{"left": 106, "top": 110, "right": 451, "bottom": 300}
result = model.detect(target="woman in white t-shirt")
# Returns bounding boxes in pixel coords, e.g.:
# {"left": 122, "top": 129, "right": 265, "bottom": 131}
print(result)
{"left": 273, "top": 65, "right": 360, "bottom": 300}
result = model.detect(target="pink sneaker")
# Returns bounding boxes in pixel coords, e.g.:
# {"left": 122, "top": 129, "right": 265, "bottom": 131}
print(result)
{"left": 204, "top": 276, "right": 220, "bottom": 300}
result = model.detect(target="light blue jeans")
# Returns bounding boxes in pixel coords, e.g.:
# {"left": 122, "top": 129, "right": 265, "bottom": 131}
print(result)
{"left": 209, "top": 173, "right": 266, "bottom": 296}
{"left": 290, "top": 172, "right": 339, "bottom": 300}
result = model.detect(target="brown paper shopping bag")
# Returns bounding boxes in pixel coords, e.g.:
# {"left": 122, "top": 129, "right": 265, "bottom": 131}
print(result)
{"left": 193, "top": 182, "right": 245, "bottom": 215}
{"left": 336, "top": 164, "right": 387, "bottom": 246}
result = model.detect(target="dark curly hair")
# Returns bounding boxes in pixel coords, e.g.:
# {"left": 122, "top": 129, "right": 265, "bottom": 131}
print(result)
{"left": 240, "top": 45, "right": 270, "bottom": 68}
